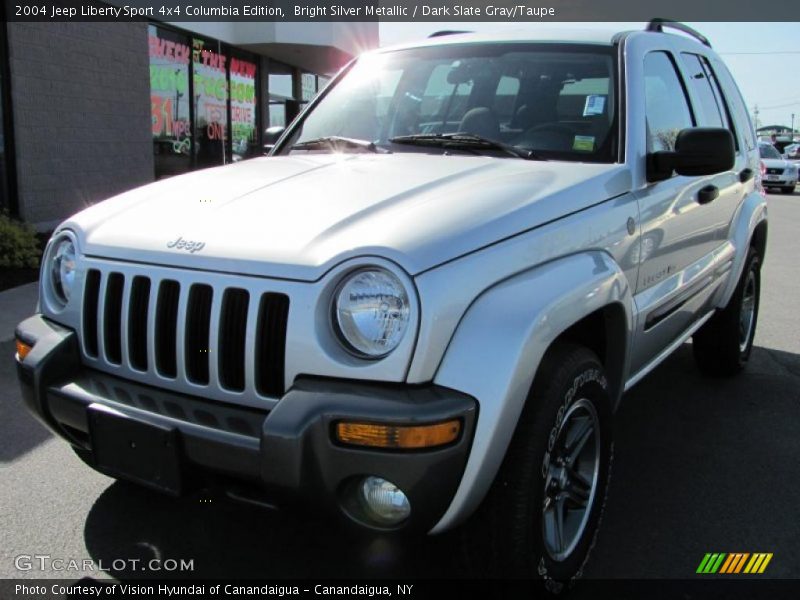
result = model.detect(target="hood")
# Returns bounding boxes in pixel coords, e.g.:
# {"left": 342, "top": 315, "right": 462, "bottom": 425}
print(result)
{"left": 762, "top": 158, "right": 795, "bottom": 169}
{"left": 63, "top": 154, "right": 631, "bottom": 280}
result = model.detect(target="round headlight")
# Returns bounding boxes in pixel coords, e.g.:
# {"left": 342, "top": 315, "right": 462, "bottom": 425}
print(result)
{"left": 334, "top": 268, "right": 410, "bottom": 358}
{"left": 50, "top": 237, "right": 76, "bottom": 305}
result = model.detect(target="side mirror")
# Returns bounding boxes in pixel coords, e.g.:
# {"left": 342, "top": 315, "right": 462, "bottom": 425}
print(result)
{"left": 263, "top": 126, "right": 286, "bottom": 154}
{"left": 647, "top": 127, "right": 734, "bottom": 182}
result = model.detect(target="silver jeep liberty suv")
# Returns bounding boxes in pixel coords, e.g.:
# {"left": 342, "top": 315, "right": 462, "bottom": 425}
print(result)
{"left": 16, "top": 20, "right": 766, "bottom": 582}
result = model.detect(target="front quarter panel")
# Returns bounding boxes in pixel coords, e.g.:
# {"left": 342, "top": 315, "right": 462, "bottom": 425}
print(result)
{"left": 429, "top": 251, "right": 633, "bottom": 533}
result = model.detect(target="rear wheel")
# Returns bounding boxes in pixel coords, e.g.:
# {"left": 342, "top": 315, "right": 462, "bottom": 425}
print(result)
{"left": 461, "top": 343, "right": 613, "bottom": 587}
{"left": 693, "top": 247, "right": 760, "bottom": 376}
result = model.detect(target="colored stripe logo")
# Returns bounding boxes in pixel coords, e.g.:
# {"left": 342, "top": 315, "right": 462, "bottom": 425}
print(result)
{"left": 697, "top": 553, "right": 773, "bottom": 574}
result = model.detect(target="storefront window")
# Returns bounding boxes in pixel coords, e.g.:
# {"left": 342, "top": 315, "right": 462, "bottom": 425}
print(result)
{"left": 268, "top": 61, "right": 295, "bottom": 128}
{"left": 269, "top": 61, "right": 294, "bottom": 99}
{"left": 269, "top": 102, "right": 286, "bottom": 128}
{"left": 301, "top": 73, "right": 317, "bottom": 102}
{"left": 147, "top": 25, "right": 275, "bottom": 174}
{"left": 148, "top": 25, "right": 191, "bottom": 179}
{"left": 192, "top": 37, "right": 229, "bottom": 169}
{"left": 230, "top": 54, "right": 258, "bottom": 160}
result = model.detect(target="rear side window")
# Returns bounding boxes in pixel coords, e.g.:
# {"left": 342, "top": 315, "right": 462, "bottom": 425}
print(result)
{"left": 680, "top": 53, "right": 728, "bottom": 129}
{"left": 711, "top": 59, "right": 757, "bottom": 151}
{"left": 644, "top": 52, "right": 694, "bottom": 152}
{"left": 700, "top": 57, "right": 738, "bottom": 150}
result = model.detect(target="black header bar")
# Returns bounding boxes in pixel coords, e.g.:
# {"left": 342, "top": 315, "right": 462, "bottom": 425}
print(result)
{"left": 4, "top": 0, "right": 800, "bottom": 22}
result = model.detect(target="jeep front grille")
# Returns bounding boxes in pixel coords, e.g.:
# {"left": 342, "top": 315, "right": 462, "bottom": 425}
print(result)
{"left": 82, "top": 268, "right": 289, "bottom": 400}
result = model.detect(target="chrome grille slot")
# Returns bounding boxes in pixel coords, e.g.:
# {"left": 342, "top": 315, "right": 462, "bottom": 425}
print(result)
{"left": 155, "top": 280, "right": 180, "bottom": 378}
{"left": 83, "top": 269, "right": 101, "bottom": 357}
{"left": 103, "top": 272, "right": 124, "bottom": 364}
{"left": 218, "top": 288, "right": 249, "bottom": 392}
{"left": 185, "top": 284, "right": 213, "bottom": 385}
{"left": 128, "top": 276, "right": 151, "bottom": 371}
{"left": 255, "top": 293, "right": 290, "bottom": 397}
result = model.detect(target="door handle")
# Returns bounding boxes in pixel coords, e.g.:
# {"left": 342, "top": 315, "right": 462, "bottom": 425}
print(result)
{"left": 739, "top": 168, "right": 754, "bottom": 183}
{"left": 697, "top": 185, "right": 719, "bottom": 205}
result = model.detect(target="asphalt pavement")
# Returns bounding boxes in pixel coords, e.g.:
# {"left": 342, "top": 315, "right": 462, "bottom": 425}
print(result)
{"left": 1, "top": 192, "right": 799, "bottom": 582}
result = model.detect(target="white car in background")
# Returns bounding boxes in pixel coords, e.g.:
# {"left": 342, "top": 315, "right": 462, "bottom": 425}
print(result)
{"left": 759, "top": 142, "right": 798, "bottom": 193}
{"left": 782, "top": 143, "right": 800, "bottom": 161}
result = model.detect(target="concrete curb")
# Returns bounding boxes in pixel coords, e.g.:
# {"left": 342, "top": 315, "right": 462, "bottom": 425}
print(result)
{"left": 0, "top": 282, "right": 38, "bottom": 342}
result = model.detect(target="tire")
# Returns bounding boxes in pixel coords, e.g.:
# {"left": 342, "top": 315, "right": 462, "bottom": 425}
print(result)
{"left": 693, "top": 247, "right": 760, "bottom": 376}
{"left": 781, "top": 186, "right": 795, "bottom": 194}
{"left": 461, "top": 343, "right": 613, "bottom": 587}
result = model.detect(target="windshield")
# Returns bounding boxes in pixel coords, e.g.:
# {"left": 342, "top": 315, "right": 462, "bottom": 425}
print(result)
{"left": 759, "top": 144, "right": 781, "bottom": 159}
{"left": 283, "top": 43, "right": 618, "bottom": 162}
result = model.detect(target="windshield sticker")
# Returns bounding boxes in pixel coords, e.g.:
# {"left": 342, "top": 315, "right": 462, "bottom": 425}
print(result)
{"left": 583, "top": 95, "right": 606, "bottom": 116}
{"left": 573, "top": 135, "right": 596, "bottom": 152}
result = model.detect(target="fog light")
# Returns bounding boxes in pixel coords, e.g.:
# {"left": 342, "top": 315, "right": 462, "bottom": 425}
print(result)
{"left": 359, "top": 476, "right": 411, "bottom": 526}
{"left": 15, "top": 338, "right": 32, "bottom": 362}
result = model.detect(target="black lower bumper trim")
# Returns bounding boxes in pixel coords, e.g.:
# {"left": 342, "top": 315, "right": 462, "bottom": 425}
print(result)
{"left": 15, "top": 314, "right": 477, "bottom": 533}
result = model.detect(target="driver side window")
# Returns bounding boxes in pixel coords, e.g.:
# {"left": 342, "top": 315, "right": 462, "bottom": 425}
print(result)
{"left": 644, "top": 52, "right": 695, "bottom": 153}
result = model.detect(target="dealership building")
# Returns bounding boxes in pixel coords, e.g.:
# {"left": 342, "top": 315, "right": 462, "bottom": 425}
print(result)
{"left": 0, "top": 18, "right": 378, "bottom": 230}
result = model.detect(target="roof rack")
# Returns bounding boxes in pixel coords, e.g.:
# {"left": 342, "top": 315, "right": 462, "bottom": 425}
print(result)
{"left": 428, "top": 30, "right": 472, "bottom": 38}
{"left": 646, "top": 19, "right": 712, "bottom": 48}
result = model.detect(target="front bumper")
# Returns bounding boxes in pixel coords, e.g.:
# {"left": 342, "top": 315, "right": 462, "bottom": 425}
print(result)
{"left": 763, "top": 175, "right": 797, "bottom": 186}
{"left": 15, "top": 315, "right": 477, "bottom": 533}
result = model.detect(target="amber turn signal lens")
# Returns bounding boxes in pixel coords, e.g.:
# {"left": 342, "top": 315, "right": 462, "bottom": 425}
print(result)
{"left": 15, "top": 339, "right": 32, "bottom": 362}
{"left": 335, "top": 420, "right": 461, "bottom": 449}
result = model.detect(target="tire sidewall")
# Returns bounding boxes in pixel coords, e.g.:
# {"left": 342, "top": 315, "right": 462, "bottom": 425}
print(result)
{"left": 532, "top": 357, "right": 613, "bottom": 583}
{"left": 736, "top": 250, "right": 760, "bottom": 366}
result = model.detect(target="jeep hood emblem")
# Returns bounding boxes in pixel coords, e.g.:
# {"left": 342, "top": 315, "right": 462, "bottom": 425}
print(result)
{"left": 166, "top": 236, "right": 205, "bottom": 253}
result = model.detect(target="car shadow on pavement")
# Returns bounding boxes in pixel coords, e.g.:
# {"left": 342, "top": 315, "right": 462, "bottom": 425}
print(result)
{"left": 0, "top": 339, "right": 53, "bottom": 464}
{"left": 80, "top": 343, "right": 800, "bottom": 580}
{"left": 584, "top": 343, "right": 800, "bottom": 579}
{"left": 82, "top": 480, "right": 465, "bottom": 579}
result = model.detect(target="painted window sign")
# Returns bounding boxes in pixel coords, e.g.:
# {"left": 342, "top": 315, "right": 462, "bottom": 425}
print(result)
{"left": 149, "top": 25, "right": 191, "bottom": 179}
{"left": 149, "top": 25, "right": 261, "bottom": 177}
{"left": 193, "top": 38, "right": 229, "bottom": 167}
{"left": 231, "top": 57, "right": 258, "bottom": 159}
{"left": 301, "top": 73, "right": 317, "bottom": 102}
{"left": 149, "top": 27, "right": 190, "bottom": 143}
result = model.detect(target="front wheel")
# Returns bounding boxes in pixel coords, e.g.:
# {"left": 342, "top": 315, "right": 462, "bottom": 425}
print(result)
{"left": 461, "top": 343, "right": 613, "bottom": 586}
{"left": 693, "top": 247, "right": 761, "bottom": 376}
{"left": 781, "top": 186, "right": 796, "bottom": 194}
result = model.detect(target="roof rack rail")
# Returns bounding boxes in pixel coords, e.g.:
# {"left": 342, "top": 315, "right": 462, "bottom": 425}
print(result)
{"left": 428, "top": 30, "right": 472, "bottom": 38}
{"left": 646, "top": 19, "right": 712, "bottom": 48}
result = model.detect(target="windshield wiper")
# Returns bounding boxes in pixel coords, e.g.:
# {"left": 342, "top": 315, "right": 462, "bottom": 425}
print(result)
{"left": 291, "top": 136, "right": 389, "bottom": 153}
{"left": 389, "top": 133, "right": 545, "bottom": 160}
